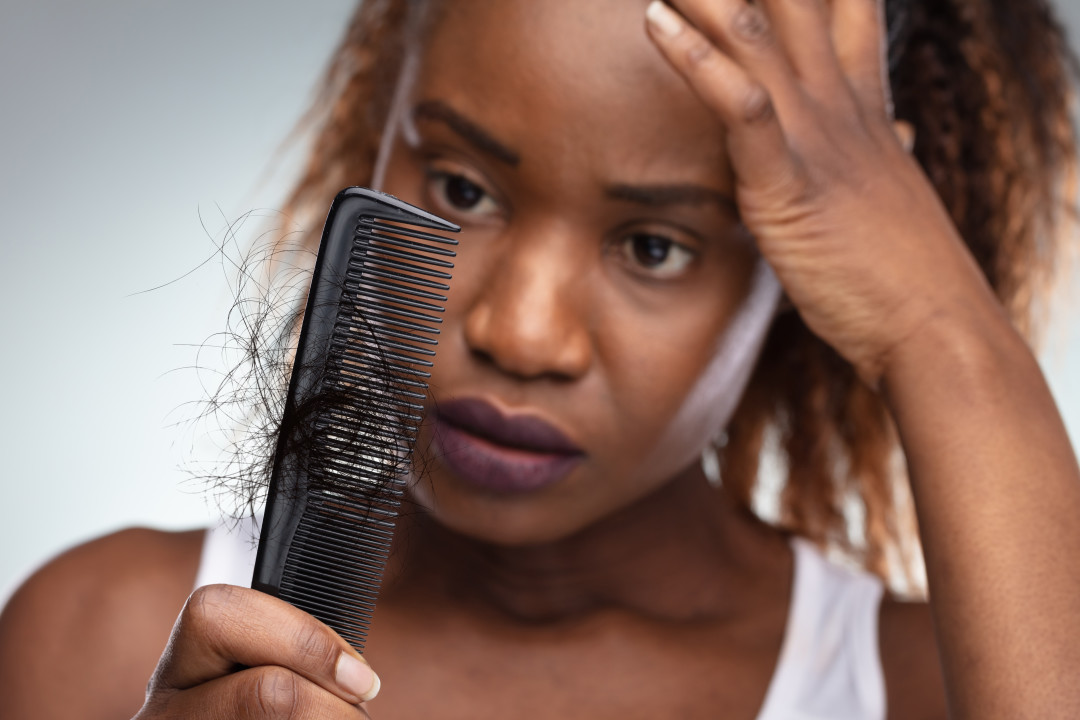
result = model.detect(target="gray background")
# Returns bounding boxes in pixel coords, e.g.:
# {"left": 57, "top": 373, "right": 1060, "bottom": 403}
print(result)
{"left": 1, "top": 0, "right": 1079, "bottom": 603}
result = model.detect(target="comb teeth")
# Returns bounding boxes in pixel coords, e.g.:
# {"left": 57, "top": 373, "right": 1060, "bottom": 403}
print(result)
{"left": 253, "top": 189, "right": 458, "bottom": 655}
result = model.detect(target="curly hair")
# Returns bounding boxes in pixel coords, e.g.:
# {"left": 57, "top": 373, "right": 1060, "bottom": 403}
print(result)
{"left": 272, "top": 0, "right": 1078, "bottom": 593}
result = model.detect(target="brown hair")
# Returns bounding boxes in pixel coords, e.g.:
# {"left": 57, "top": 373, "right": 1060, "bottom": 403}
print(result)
{"left": 276, "top": 0, "right": 1078, "bottom": 593}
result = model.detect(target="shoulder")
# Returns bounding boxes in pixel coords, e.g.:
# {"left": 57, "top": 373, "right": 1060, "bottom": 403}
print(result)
{"left": 879, "top": 596, "right": 949, "bottom": 720}
{"left": 0, "top": 526, "right": 205, "bottom": 720}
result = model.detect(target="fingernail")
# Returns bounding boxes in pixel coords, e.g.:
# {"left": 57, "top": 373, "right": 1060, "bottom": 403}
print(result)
{"left": 646, "top": 1, "right": 684, "bottom": 37}
{"left": 336, "top": 652, "right": 380, "bottom": 702}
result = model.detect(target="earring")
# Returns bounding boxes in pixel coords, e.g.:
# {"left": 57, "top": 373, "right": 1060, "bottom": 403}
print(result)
{"left": 701, "top": 431, "right": 728, "bottom": 489}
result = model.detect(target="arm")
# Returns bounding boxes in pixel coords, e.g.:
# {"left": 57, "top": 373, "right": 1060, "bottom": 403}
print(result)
{"left": 644, "top": 0, "right": 1080, "bottom": 715}
{"left": 882, "top": 295, "right": 1080, "bottom": 718}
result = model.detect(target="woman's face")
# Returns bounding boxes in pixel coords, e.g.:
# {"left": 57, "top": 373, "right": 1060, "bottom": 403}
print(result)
{"left": 378, "top": 0, "right": 765, "bottom": 545}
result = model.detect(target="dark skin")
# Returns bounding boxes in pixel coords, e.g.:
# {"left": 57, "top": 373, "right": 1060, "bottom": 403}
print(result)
{"left": 3, "top": 0, "right": 1078, "bottom": 717}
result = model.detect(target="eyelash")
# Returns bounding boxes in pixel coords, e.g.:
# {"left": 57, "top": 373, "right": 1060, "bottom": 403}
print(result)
{"left": 615, "top": 233, "right": 697, "bottom": 280}
{"left": 423, "top": 167, "right": 700, "bottom": 280}
{"left": 424, "top": 169, "right": 501, "bottom": 219}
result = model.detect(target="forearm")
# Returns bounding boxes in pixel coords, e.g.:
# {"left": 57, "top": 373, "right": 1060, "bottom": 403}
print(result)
{"left": 882, "top": 299, "right": 1080, "bottom": 719}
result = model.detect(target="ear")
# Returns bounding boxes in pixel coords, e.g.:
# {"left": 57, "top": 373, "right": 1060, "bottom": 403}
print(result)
{"left": 893, "top": 119, "right": 916, "bottom": 154}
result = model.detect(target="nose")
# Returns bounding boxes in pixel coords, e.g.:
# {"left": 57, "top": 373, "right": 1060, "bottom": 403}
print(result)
{"left": 463, "top": 224, "right": 592, "bottom": 381}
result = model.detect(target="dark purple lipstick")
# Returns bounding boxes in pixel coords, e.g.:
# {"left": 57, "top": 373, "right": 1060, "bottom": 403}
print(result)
{"left": 430, "top": 397, "right": 584, "bottom": 493}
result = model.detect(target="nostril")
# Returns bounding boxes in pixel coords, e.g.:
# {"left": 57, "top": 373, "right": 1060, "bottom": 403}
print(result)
{"left": 460, "top": 251, "right": 592, "bottom": 381}
{"left": 469, "top": 344, "right": 498, "bottom": 369}
{"left": 464, "top": 303, "right": 591, "bottom": 381}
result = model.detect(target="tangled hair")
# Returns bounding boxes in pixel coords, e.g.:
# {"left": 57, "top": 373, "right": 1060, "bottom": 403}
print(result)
{"left": 266, "top": 0, "right": 1077, "bottom": 592}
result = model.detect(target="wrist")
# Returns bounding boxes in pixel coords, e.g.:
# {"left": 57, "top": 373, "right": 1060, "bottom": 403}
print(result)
{"left": 878, "top": 295, "right": 1031, "bottom": 409}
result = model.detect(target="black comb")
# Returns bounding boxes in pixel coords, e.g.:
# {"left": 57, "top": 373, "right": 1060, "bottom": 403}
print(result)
{"left": 251, "top": 187, "right": 459, "bottom": 653}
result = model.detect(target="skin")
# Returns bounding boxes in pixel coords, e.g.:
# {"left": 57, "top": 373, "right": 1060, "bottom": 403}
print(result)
{"left": 1, "top": 0, "right": 1077, "bottom": 718}
{"left": 389, "top": 0, "right": 768, "bottom": 548}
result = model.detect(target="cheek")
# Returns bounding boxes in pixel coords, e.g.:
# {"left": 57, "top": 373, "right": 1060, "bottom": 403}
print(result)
{"left": 586, "top": 289, "right": 736, "bottom": 489}
{"left": 644, "top": 259, "right": 783, "bottom": 473}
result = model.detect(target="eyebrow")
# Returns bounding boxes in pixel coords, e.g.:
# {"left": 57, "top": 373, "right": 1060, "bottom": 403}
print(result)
{"left": 604, "top": 183, "right": 738, "bottom": 215}
{"left": 412, "top": 99, "right": 521, "bottom": 167}
{"left": 411, "top": 99, "right": 737, "bottom": 214}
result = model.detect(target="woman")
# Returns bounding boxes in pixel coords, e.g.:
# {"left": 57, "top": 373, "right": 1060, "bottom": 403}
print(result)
{"left": 1, "top": 0, "right": 1078, "bottom": 717}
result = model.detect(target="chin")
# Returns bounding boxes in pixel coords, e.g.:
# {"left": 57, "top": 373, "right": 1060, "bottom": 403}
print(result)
{"left": 403, "top": 472, "right": 618, "bottom": 547}
{"left": 404, "top": 458, "right": 694, "bottom": 549}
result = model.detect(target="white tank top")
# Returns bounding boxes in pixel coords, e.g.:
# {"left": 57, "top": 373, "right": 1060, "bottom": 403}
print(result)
{"left": 195, "top": 518, "right": 885, "bottom": 719}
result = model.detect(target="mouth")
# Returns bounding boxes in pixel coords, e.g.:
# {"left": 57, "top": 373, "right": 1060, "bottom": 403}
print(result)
{"left": 429, "top": 397, "right": 585, "bottom": 493}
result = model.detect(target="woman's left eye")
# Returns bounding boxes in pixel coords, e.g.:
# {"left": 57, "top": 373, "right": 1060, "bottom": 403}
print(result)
{"left": 619, "top": 232, "right": 696, "bottom": 278}
{"left": 426, "top": 170, "right": 500, "bottom": 217}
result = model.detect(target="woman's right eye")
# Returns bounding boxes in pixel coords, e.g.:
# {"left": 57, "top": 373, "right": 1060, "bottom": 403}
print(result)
{"left": 425, "top": 170, "right": 500, "bottom": 218}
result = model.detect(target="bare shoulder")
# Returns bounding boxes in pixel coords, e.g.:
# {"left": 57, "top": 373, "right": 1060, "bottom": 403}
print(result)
{"left": 0, "top": 527, "right": 205, "bottom": 720}
{"left": 879, "top": 595, "right": 948, "bottom": 720}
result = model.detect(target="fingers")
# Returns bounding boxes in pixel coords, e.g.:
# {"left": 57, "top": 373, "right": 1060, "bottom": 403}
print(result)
{"left": 151, "top": 584, "right": 380, "bottom": 706}
{"left": 760, "top": 0, "right": 849, "bottom": 92}
{"left": 648, "top": 0, "right": 893, "bottom": 119}
{"left": 831, "top": 0, "right": 892, "bottom": 117}
{"left": 645, "top": 1, "right": 797, "bottom": 192}
{"left": 662, "top": 0, "right": 801, "bottom": 111}
{"left": 145, "top": 666, "right": 368, "bottom": 720}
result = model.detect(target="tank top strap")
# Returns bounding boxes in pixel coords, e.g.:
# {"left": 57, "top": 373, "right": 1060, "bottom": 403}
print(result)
{"left": 756, "top": 537, "right": 886, "bottom": 720}
{"left": 193, "top": 515, "right": 261, "bottom": 590}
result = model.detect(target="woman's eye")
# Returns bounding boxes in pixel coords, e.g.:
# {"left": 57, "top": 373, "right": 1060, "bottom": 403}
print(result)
{"left": 620, "top": 233, "right": 696, "bottom": 279}
{"left": 427, "top": 171, "right": 500, "bottom": 216}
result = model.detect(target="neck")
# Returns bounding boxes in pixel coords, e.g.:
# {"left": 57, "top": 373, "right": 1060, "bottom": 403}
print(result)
{"left": 385, "top": 466, "right": 790, "bottom": 624}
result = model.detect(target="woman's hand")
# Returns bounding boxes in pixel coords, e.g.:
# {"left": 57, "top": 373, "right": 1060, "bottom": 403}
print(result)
{"left": 133, "top": 584, "right": 379, "bottom": 719}
{"left": 647, "top": 4, "right": 1080, "bottom": 717}
{"left": 643, "top": 0, "right": 1002, "bottom": 388}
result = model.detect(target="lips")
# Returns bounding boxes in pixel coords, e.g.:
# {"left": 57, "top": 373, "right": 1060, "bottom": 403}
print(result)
{"left": 435, "top": 397, "right": 583, "bottom": 454}
{"left": 429, "top": 397, "right": 585, "bottom": 493}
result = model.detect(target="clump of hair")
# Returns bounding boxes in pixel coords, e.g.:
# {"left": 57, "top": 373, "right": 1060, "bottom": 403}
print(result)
{"left": 176, "top": 216, "right": 316, "bottom": 524}
{"left": 181, "top": 215, "right": 429, "bottom": 533}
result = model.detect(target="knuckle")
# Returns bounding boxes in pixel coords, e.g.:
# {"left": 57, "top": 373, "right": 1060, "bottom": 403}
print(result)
{"left": 730, "top": 5, "right": 772, "bottom": 47}
{"left": 792, "top": 165, "right": 825, "bottom": 205}
{"left": 740, "top": 84, "right": 776, "bottom": 125}
{"left": 184, "top": 584, "right": 236, "bottom": 635}
{"left": 183, "top": 585, "right": 214, "bottom": 633}
{"left": 750, "top": 158, "right": 816, "bottom": 208}
{"left": 682, "top": 35, "right": 717, "bottom": 70}
{"left": 250, "top": 666, "right": 303, "bottom": 720}
{"left": 291, "top": 619, "right": 339, "bottom": 672}
{"left": 181, "top": 584, "right": 252, "bottom": 659}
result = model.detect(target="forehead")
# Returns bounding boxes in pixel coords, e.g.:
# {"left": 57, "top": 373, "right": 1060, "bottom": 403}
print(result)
{"left": 413, "top": 0, "right": 731, "bottom": 186}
